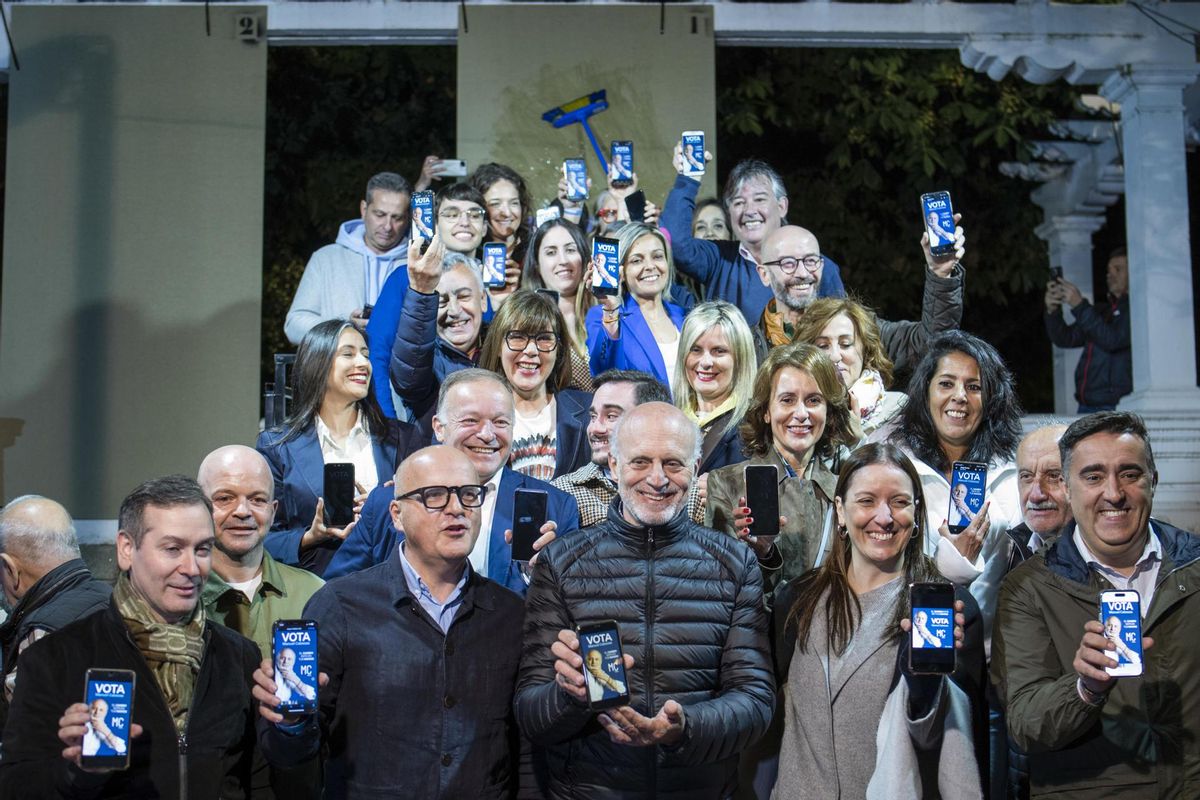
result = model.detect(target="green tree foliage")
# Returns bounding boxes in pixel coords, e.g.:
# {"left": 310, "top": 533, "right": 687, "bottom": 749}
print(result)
{"left": 716, "top": 48, "right": 1083, "bottom": 409}
{"left": 262, "top": 46, "right": 456, "bottom": 377}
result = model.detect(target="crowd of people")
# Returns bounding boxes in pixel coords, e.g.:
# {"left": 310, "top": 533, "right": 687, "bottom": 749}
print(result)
{"left": 0, "top": 140, "right": 1187, "bottom": 800}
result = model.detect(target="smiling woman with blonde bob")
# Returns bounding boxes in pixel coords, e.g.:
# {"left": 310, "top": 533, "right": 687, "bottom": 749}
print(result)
{"left": 586, "top": 222, "right": 687, "bottom": 387}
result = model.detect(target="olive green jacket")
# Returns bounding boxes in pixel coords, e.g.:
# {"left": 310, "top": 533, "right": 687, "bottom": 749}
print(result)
{"left": 201, "top": 551, "right": 325, "bottom": 656}
{"left": 705, "top": 449, "right": 837, "bottom": 601}
{"left": 991, "top": 520, "right": 1200, "bottom": 799}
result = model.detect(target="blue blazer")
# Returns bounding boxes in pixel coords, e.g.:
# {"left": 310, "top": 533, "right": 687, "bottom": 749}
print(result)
{"left": 551, "top": 389, "right": 593, "bottom": 479}
{"left": 585, "top": 294, "right": 686, "bottom": 388}
{"left": 257, "top": 418, "right": 424, "bottom": 577}
{"left": 323, "top": 468, "right": 581, "bottom": 595}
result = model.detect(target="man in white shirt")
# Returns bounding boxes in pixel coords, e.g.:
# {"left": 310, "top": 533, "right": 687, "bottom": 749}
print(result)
{"left": 991, "top": 411, "right": 1200, "bottom": 798}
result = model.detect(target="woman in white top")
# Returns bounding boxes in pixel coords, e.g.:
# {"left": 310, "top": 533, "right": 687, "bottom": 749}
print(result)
{"left": 586, "top": 222, "right": 687, "bottom": 389}
{"left": 478, "top": 290, "right": 593, "bottom": 481}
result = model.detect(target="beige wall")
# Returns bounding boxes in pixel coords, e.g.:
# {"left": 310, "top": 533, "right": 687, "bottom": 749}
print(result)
{"left": 457, "top": 5, "right": 718, "bottom": 211}
{"left": 0, "top": 6, "right": 267, "bottom": 516}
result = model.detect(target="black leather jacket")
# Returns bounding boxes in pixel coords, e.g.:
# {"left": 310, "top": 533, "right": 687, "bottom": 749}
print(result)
{"left": 515, "top": 501, "right": 775, "bottom": 799}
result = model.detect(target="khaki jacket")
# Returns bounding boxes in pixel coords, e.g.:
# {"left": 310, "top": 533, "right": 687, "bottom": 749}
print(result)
{"left": 991, "top": 520, "right": 1200, "bottom": 799}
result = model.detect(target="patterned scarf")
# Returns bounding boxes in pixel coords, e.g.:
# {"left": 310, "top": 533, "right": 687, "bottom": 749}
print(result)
{"left": 113, "top": 573, "right": 205, "bottom": 734}
{"left": 760, "top": 299, "right": 795, "bottom": 347}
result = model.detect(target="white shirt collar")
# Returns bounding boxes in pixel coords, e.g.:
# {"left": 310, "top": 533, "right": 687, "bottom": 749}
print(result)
{"left": 1073, "top": 523, "right": 1162, "bottom": 574}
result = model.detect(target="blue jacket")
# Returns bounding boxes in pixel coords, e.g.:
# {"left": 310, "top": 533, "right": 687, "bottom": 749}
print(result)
{"left": 258, "top": 549, "right": 526, "bottom": 799}
{"left": 388, "top": 288, "right": 478, "bottom": 423}
{"left": 324, "top": 468, "right": 581, "bottom": 595}
{"left": 256, "top": 418, "right": 424, "bottom": 576}
{"left": 364, "top": 266, "right": 412, "bottom": 419}
{"left": 661, "top": 175, "right": 845, "bottom": 324}
{"left": 548, "top": 389, "right": 593, "bottom": 479}
{"left": 585, "top": 294, "right": 687, "bottom": 388}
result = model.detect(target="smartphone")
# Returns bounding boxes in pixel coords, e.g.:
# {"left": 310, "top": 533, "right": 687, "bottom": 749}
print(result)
{"left": 576, "top": 620, "right": 631, "bottom": 710}
{"left": 1050, "top": 266, "right": 1063, "bottom": 282}
{"left": 591, "top": 236, "right": 620, "bottom": 297}
{"left": 439, "top": 158, "right": 467, "bottom": 178}
{"left": 323, "top": 462, "right": 355, "bottom": 528}
{"left": 1100, "top": 590, "right": 1143, "bottom": 677}
{"left": 610, "top": 140, "right": 633, "bottom": 188}
{"left": 908, "top": 582, "right": 956, "bottom": 674}
{"left": 624, "top": 190, "right": 647, "bottom": 224}
{"left": 744, "top": 464, "right": 780, "bottom": 540}
{"left": 535, "top": 206, "right": 562, "bottom": 228}
{"left": 272, "top": 619, "right": 319, "bottom": 714}
{"left": 412, "top": 190, "right": 435, "bottom": 252}
{"left": 947, "top": 461, "right": 987, "bottom": 534}
{"left": 564, "top": 157, "right": 589, "bottom": 202}
{"left": 361, "top": 303, "right": 373, "bottom": 320}
{"left": 920, "top": 191, "right": 956, "bottom": 258}
{"left": 681, "top": 131, "right": 705, "bottom": 178}
{"left": 81, "top": 668, "right": 136, "bottom": 771}
{"left": 483, "top": 242, "right": 508, "bottom": 289}
{"left": 511, "top": 488, "right": 548, "bottom": 562}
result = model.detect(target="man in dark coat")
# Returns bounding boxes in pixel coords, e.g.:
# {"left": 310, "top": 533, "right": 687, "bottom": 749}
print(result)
{"left": 515, "top": 402, "right": 775, "bottom": 799}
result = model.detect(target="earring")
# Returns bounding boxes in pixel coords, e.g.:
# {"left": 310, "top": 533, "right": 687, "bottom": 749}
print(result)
{"left": 838, "top": 524, "right": 849, "bottom": 539}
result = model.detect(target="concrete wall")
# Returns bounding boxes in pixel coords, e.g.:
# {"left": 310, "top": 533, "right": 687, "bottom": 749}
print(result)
{"left": 457, "top": 5, "right": 718, "bottom": 209}
{"left": 0, "top": 6, "right": 267, "bottom": 518}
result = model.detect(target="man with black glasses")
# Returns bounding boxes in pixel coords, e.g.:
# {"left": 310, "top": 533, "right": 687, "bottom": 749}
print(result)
{"left": 752, "top": 224, "right": 966, "bottom": 371}
{"left": 256, "top": 445, "right": 529, "bottom": 798}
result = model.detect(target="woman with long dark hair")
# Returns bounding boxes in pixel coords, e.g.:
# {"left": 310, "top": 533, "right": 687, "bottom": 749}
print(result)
{"left": 471, "top": 162, "right": 532, "bottom": 311}
{"left": 771, "top": 443, "right": 984, "bottom": 798}
{"left": 521, "top": 217, "right": 594, "bottom": 391}
{"left": 258, "top": 320, "right": 419, "bottom": 575}
{"left": 887, "top": 329, "right": 1024, "bottom": 616}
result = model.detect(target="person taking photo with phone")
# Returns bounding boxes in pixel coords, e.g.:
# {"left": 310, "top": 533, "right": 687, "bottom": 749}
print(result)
{"left": 991, "top": 411, "right": 1200, "bottom": 799}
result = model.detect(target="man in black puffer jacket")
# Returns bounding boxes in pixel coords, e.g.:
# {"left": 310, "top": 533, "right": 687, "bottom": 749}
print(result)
{"left": 515, "top": 402, "right": 774, "bottom": 799}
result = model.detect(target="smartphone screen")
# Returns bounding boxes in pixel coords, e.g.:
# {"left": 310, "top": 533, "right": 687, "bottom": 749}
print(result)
{"left": 744, "top": 464, "right": 780, "bottom": 540}
{"left": 1100, "top": 590, "right": 1143, "bottom": 677}
{"left": 412, "top": 190, "right": 435, "bottom": 239}
{"left": 947, "top": 461, "right": 987, "bottom": 534}
{"left": 681, "top": 131, "right": 705, "bottom": 178}
{"left": 535, "top": 206, "right": 562, "bottom": 228}
{"left": 324, "top": 463, "right": 355, "bottom": 528}
{"left": 81, "top": 669, "right": 136, "bottom": 771}
{"left": 483, "top": 242, "right": 508, "bottom": 289}
{"left": 591, "top": 236, "right": 620, "bottom": 297}
{"left": 511, "top": 489, "right": 548, "bottom": 562}
{"left": 610, "top": 140, "right": 633, "bottom": 188}
{"left": 1050, "top": 266, "right": 1063, "bottom": 282}
{"left": 564, "top": 158, "right": 589, "bottom": 202}
{"left": 624, "top": 190, "right": 647, "bottom": 224}
{"left": 920, "top": 191, "right": 956, "bottom": 258}
{"left": 577, "top": 620, "right": 631, "bottom": 710}
{"left": 909, "top": 582, "right": 956, "bottom": 674}
{"left": 272, "top": 619, "right": 319, "bottom": 714}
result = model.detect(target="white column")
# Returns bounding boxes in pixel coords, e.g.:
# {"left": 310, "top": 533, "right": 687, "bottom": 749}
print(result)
{"left": 1100, "top": 64, "right": 1200, "bottom": 531}
{"left": 1035, "top": 214, "right": 1105, "bottom": 415}
{"left": 1101, "top": 64, "right": 1200, "bottom": 412}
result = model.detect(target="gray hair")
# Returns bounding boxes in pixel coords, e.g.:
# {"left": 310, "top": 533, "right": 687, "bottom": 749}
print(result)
{"left": 723, "top": 159, "right": 787, "bottom": 207}
{"left": 608, "top": 410, "right": 703, "bottom": 467}
{"left": 0, "top": 495, "right": 81, "bottom": 566}
{"left": 442, "top": 252, "right": 484, "bottom": 294}
{"left": 365, "top": 172, "right": 413, "bottom": 204}
{"left": 435, "top": 368, "right": 512, "bottom": 424}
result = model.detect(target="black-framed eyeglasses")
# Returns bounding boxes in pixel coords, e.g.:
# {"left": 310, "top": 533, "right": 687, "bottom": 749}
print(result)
{"left": 762, "top": 255, "right": 822, "bottom": 275}
{"left": 396, "top": 484, "right": 487, "bottom": 510}
{"left": 504, "top": 331, "right": 558, "bottom": 352}
{"left": 439, "top": 208, "right": 486, "bottom": 223}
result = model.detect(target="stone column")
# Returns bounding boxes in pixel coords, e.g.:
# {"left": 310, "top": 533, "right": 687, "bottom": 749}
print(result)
{"left": 1035, "top": 214, "right": 1106, "bottom": 415}
{"left": 1100, "top": 64, "right": 1200, "bottom": 531}
{"left": 1101, "top": 64, "right": 1200, "bottom": 412}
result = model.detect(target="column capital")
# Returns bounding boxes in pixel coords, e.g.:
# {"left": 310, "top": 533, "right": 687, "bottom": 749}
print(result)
{"left": 1034, "top": 213, "right": 1106, "bottom": 244}
{"left": 1101, "top": 63, "right": 1200, "bottom": 107}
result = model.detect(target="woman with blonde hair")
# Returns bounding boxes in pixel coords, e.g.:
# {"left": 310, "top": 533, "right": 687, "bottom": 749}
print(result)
{"left": 672, "top": 300, "right": 758, "bottom": 474}
{"left": 586, "top": 222, "right": 687, "bottom": 387}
